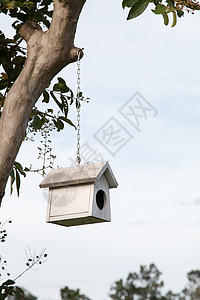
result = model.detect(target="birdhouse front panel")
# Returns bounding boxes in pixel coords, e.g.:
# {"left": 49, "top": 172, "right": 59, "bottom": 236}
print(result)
{"left": 48, "top": 183, "right": 93, "bottom": 218}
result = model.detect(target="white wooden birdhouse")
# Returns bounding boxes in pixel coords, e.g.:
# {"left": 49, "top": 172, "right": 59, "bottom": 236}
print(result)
{"left": 39, "top": 161, "right": 118, "bottom": 227}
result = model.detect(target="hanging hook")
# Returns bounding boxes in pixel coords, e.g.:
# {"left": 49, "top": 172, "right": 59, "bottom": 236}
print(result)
{"left": 77, "top": 48, "right": 84, "bottom": 62}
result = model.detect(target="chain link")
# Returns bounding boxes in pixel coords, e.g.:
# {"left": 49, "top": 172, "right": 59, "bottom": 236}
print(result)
{"left": 76, "top": 50, "right": 82, "bottom": 165}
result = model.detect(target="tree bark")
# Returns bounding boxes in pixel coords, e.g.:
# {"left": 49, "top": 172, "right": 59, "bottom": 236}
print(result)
{"left": 0, "top": 0, "right": 86, "bottom": 205}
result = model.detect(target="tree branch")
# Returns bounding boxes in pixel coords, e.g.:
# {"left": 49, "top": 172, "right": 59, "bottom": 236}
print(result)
{"left": 19, "top": 20, "right": 42, "bottom": 42}
{"left": 0, "top": 0, "right": 86, "bottom": 205}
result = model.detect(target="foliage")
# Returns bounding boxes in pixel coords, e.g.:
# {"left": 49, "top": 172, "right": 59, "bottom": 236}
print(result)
{"left": 109, "top": 263, "right": 165, "bottom": 300}
{"left": 24, "top": 76, "right": 76, "bottom": 176}
{"left": 122, "top": 0, "right": 200, "bottom": 26}
{"left": 109, "top": 263, "right": 200, "bottom": 300}
{"left": 0, "top": 1, "right": 80, "bottom": 195}
{"left": 0, "top": 221, "right": 47, "bottom": 299}
{"left": 0, "top": 281, "right": 37, "bottom": 300}
{"left": 0, "top": 1, "right": 53, "bottom": 30}
{"left": 0, "top": 279, "right": 16, "bottom": 300}
{"left": 0, "top": 219, "right": 12, "bottom": 243}
{"left": 1, "top": 260, "right": 200, "bottom": 299}
{"left": 182, "top": 270, "right": 200, "bottom": 299}
{"left": 9, "top": 162, "right": 26, "bottom": 196}
{"left": 59, "top": 265, "right": 200, "bottom": 300}
{"left": 60, "top": 286, "right": 91, "bottom": 300}
{"left": 8, "top": 286, "right": 38, "bottom": 300}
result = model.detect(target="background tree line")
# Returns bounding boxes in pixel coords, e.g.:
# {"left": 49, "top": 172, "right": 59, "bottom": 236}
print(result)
{"left": 7, "top": 263, "right": 200, "bottom": 300}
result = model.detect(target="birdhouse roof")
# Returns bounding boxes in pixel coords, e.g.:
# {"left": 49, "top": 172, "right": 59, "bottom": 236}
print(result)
{"left": 39, "top": 161, "right": 118, "bottom": 189}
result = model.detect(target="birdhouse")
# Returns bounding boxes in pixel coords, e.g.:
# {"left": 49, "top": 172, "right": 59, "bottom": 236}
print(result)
{"left": 39, "top": 161, "right": 118, "bottom": 227}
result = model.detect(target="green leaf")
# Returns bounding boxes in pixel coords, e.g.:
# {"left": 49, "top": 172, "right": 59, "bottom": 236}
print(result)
{"left": 6, "top": 1, "right": 18, "bottom": 10}
{"left": 10, "top": 167, "right": 15, "bottom": 195}
{"left": 53, "top": 83, "right": 62, "bottom": 92}
{"left": 171, "top": 10, "right": 177, "bottom": 27}
{"left": 24, "top": 167, "right": 30, "bottom": 172}
{"left": 57, "top": 77, "right": 66, "bottom": 85}
{"left": 77, "top": 91, "right": 82, "bottom": 98}
{"left": 177, "top": 9, "right": 184, "bottom": 17}
{"left": 122, "top": 0, "right": 138, "bottom": 9}
{"left": 15, "top": 169, "right": 20, "bottom": 197}
{"left": 127, "top": 0, "right": 149, "bottom": 19}
{"left": 2, "top": 280, "right": 15, "bottom": 286}
{"left": 50, "top": 91, "right": 63, "bottom": 112}
{"left": 22, "top": 1, "right": 34, "bottom": 9}
{"left": 60, "top": 94, "right": 68, "bottom": 117}
{"left": 70, "top": 97, "right": 74, "bottom": 105}
{"left": 32, "top": 114, "right": 44, "bottom": 129}
{"left": 32, "top": 115, "right": 40, "bottom": 129}
{"left": 53, "top": 78, "right": 70, "bottom": 93}
{"left": 162, "top": 11, "right": 169, "bottom": 25}
{"left": 59, "top": 117, "right": 76, "bottom": 129}
{"left": 166, "top": 0, "right": 174, "bottom": 7}
{"left": 9, "top": 162, "right": 26, "bottom": 196}
{"left": 14, "top": 161, "right": 26, "bottom": 176}
{"left": 42, "top": 90, "right": 49, "bottom": 103}
{"left": 69, "top": 89, "right": 74, "bottom": 99}
{"left": 53, "top": 77, "right": 70, "bottom": 93}
{"left": 152, "top": 4, "right": 166, "bottom": 14}
{"left": 0, "top": 79, "right": 9, "bottom": 90}
{"left": 54, "top": 118, "right": 64, "bottom": 131}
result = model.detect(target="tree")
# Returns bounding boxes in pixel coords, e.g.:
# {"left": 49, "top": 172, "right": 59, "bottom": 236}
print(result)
{"left": 181, "top": 270, "right": 200, "bottom": 299}
{"left": 7, "top": 287, "right": 37, "bottom": 300}
{"left": 60, "top": 286, "right": 91, "bottom": 300}
{"left": 109, "top": 264, "right": 200, "bottom": 300}
{"left": 4, "top": 265, "right": 200, "bottom": 300}
{"left": 0, "top": 0, "right": 86, "bottom": 204}
{"left": 109, "top": 263, "right": 165, "bottom": 300}
{"left": 1, "top": 0, "right": 200, "bottom": 205}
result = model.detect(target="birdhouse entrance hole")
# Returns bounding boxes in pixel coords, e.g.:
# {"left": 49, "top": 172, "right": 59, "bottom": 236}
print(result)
{"left": 96, "top": 190, "right": 107, "bottom": 210}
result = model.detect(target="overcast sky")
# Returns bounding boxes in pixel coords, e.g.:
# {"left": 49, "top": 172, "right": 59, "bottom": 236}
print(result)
{"left": 1, "top": 1, "right": 200, "bottom": 299}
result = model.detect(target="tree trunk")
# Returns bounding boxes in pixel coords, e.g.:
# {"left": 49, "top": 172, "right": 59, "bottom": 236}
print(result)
{"left": 0, "top": 0, "right": 86, "bottom": 205}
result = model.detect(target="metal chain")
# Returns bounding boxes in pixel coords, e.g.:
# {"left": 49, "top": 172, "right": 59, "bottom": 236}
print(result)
{"left": 76, "top": 50, "right": 82, "bottom": 165}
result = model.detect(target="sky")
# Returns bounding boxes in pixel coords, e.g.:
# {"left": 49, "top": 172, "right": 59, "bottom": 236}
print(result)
{"left": 1, "top": 0, "right": 200, "bottom": 299}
